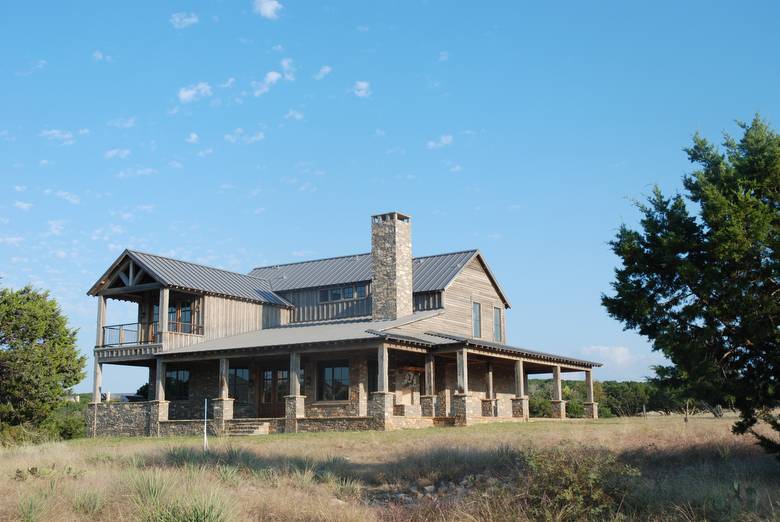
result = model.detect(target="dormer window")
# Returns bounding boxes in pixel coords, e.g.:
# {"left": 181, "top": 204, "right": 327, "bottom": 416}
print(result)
{"left": 319, "top": 284, "right": 369, "bottom": 303}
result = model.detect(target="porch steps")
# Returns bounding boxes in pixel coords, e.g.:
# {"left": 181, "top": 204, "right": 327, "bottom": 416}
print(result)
{"left": 226, "top": 419, "right": 270, "bottom": 436}
{"left": 432, "top": 417, "right": 456, "bottom": 427}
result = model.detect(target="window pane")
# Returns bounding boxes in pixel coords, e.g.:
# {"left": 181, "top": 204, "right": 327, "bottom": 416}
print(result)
{"left": 472, "top": 302, "right": 481, "bottom": 338}
{"left": 342, "top": 286, "right": 354, "bottom": 299}
{"left": 277, "top": 370, "right": 289, "bottom": 400}
{"left": 319, "top": 289, "right": 329, "bottom": 302}
{"left": 165, "top": 369, "right": 189, "bottom": 400}
{"left": 180, "top": 302, "right": 192, "bottom": 333}
{"left": 262, "top": 370, "right": 273, "bottom": 403}
{"left": 318, "top": 361, "right": 349, "bottom": 401}
{"left": 356, "top": 285, "right": 366, "bottom": 298}
{"left": 330, "top": 288, "right": 342, "bottom": 301}
{"left": 493, "top": 307, "right": 502, "bottom": 342}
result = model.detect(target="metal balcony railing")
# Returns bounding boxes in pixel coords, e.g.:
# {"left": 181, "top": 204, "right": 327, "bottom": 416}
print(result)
{"left": 102, "top": 321, "right": 203, "bottom": 346}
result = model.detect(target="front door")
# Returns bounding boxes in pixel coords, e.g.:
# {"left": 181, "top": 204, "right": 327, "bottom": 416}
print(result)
{"left": 258, "top": 368, "right": 289, "bottom": 417}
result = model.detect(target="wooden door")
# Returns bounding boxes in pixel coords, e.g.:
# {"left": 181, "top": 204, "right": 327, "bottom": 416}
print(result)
{"left": 258, "top": 368, "right": 289, "bottom": 418}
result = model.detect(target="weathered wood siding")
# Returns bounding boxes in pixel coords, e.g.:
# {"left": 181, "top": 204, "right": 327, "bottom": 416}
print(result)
{"left": 280, "top": 288, "right": 372, "bottom": 323}
{"left": 403, "top": 257, "right": 507, "bottom": 340}
{"left": 413, "top": 291, "right": 443, "bottom": 311}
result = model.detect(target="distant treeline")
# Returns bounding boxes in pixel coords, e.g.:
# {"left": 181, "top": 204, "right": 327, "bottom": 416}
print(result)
{"left": 528, "top": 379, "right": 727, "bottom": 418}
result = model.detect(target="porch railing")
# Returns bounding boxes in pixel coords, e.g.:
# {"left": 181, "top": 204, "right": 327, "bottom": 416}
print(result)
{"left": 102, "top": 321, "right": 204, "bottom": 346}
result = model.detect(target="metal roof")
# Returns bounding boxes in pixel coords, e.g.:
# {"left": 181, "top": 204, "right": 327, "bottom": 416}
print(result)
{"left": 88, "top": 250, "right": 291, "bottom": 307}
{"left": 250, "top": 250, "right": 480, "bottom": 293}
{"left": 424, "top": 332, "right": 602, "bottom": 368}
{"left": 164, "top": 310, "right": 444, "bottom": 354}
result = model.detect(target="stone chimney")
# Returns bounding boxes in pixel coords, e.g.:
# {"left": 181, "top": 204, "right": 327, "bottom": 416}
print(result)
{"left": 371, "top": 212, "right": 413, "bottom": 321}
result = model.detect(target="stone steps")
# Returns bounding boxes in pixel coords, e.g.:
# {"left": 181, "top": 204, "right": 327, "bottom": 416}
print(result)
{"left": 226, "top": 419, "right": 270, "bottom": 436}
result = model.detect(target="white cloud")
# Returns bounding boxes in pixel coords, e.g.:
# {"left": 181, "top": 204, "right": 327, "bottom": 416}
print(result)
{"left": 108, "top": 116, "right": 136, "bottom": 128}
{"left": 186, "top": 132, "right": 199, "bottom": 144}
{"left": 170, "top": 12, "right": 199, "bottom": 29}
{"left": 39, "top": 128, "right": 76, "bottom": 145}
{"left": 314, "top": 65, "right": 332, "bottom": 80}
{"left": 285, "top": 109, "right": 303, "bottom": 121}
{"left": 438, "top": 50, "right": 449, "bottom": 62}
{"left": 0, "top": 130, "right": 15, "bottom": 142}
{"left": 224, "top": 128, "right": 265, "bottom": 144}
{"left": 254, "top": 0, "right": 282, "bottom": 19}
{"left": 252, "top": 70, "right": 282, "bottom": 96}
{"left": 16, "top": 59, "right": 47, "bottom": 77}
{"left": 13, "top": 185, "right": 26, "bottom": 192}
{"left": 168, "top": 160, "right": 183, "bottom": 169}
{"left": 220, "top": 77, "right": 235, "bottom": 88}
{"left": 197, "top": 148, "right": 213, "bottom": 158}
{"left": 449, "top": 163, "right": 462, "bottom": 173}
{"left": 92, "top": 50, "right": 113, "bottom": 62}
{"left": 78, "top": 128, "right": 90, "bottom": 135}
{"left": 39, "top": 159, "right": 51, "bottom": 166}
{"left": 55, "top": 191, "right": 80, "bottom": 204}
{"left": 47, "top": 220, "right": 65, "bottom": 235}
{"left": 14, "top": 201, "right": 32, "bottom": 211}
{"left": 116, "top": 167, "right": 157, "bottom": 179}
{"left": 0, "top": 236, "right": 23, "bottom": 246}
{"left": 104, "top": 148, "right": 131, "bottom": 159}
{"left": 426, "top": 134, "right": 453, "bottom": 149}
{"left": 281, "top": 58, "right": 295, "bottom": 81}
{"left": 353, "top": 81, "right": 371, "bottom": 98}
{"left": 271, "top": 44, "right": 284, "bottom": 52}
{"left": 178, "top": 82, "right": 212, "bottom": 103}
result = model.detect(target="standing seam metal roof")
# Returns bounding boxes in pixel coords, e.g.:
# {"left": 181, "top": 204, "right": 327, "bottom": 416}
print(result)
{"left": 122, "top": 250, "right": 291, "bottom": 306}
{"left": 249, "top": 250, "right": 478, "bottom": 293}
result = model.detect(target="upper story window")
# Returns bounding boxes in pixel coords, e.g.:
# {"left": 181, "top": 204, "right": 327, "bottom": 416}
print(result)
{"left": 319, "top": 284, "right": 368, "bottom": 303}
{"left": 228, "top": 368, "right": 250, "bottom": 403}
{"left": 317, "top": 360, "right": 350, "bottom": 401}
{"left": 493, "top": 306, "right": 502, "bottom": 342}
{"left": 165, "top": 368, "right": 189, "bottom": 400}
{"left": 472, "top": 302, "right": 481, "bottom": 338}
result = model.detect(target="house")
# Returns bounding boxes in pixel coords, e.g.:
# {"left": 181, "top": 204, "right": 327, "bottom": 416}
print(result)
{"left": 86, "top": 212, "right": 600, "bottom": 437}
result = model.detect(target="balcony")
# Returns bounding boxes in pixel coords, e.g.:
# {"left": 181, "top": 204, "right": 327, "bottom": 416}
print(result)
{"left": 101, "top": 321, "right": 204, "bottom": 347}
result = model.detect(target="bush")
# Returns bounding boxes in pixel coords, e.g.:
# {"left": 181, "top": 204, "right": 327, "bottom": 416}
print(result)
{"left": 529, "top": 396, "right": 552, "bottom": 418}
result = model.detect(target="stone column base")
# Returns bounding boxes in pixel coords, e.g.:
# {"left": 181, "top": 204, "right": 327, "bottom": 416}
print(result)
{"left": 551, "top": 400, "right": 567, "bottom": 419}
{"left": 481, "top": 399, "right": 498, "bottom": 417}
{"left": 284, "top": 395, "right": 306, "bottom": 433}
{"left": 148, "top": 400, "right": 170, "bottom": 436}
{"left": 584, "top": 402, "right": 599, "bottom": 419}
{"left": 369, "top": 392, "right": 395, "bottom": 430}
{"left": 420, "top": 395, "right": 437, "bottom": 417}
{"left": 511, "top": 396, "right": 529, "bottom": 420}
{"left": 453, "top": 393, "right": 481, "bottom": 426}
{"left": 212, "top": 398, "right": 234, "bottom": 435}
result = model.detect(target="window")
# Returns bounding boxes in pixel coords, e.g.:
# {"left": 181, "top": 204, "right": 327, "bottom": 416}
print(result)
{"left": 165, "top": 369, "right": 189, "bottom": 400}
{"left": 261, "top": 370, "right": 274, "bottom": 403}
{"left": 330, "top": 287, "right": 342, "bottom": 301}
{"left": 318, "top": 361, "right": 350, "bottom": 401}
{"left": 342, "top": 286, "right": 354, "bottom": 299}
{"left": 180, "top": 301, "right": 192, "bottom": 333}
{"left": 493, "top": 307, "right": 502, "bottom": 342}
{"left": 319, "top": 284, "right": 368, "bottom": 303}
{"left": 472, "top": 302, "right": 481, "bottom": 338}
{"left": 356, "top": 284, "right": 367, "bottom": 299}
{"left": 367, "top": 360, "right": 378, "bottom": 393}
{"left": 228, "top": 368, "right": 250, "bottom": 403}
{"left": 319, "top": 289, "right": 330, "bottom": 302}
{"left": 276, "top": 370, "right": 289, "bottom": 400}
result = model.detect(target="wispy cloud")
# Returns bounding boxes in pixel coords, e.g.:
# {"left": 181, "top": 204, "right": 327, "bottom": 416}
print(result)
{"left": 104, "top": 148, "right": 130, "bottom": 159}
{"left": 314, "top": 65, "right": 332, "bottom": 80}
{"left": 14, "top": 201, "right": 32, "bottom": 211}
{"left": 281, "top": 58, "right": 295, "bottom": 80}
{"left": 197, "top": 148, "right": 213, "bottom": 157}
{"left": 47, "top": 220, "right": 65, "bottom": 235}
{"left": 220, "top": 77, "right": 235, "bottom": 88}
{"left": 178, "top": 82, "right": 212, "bottom": 103}
{"left": 108, "top": 116, "right": 136, "bottom": 128}
{"left": 0, "top": 130, "right": 15, "bottom": 142}
{"left": 353, "top": 81, "right": 371, "bottom": 98}
{"left": 170, "top": 12, "right": 199, "bottom": 29}
{"left": 186, "top": 132, "right": 199, "bottom": 144}
{"left": 92, "top": 50, "right": 113, "bottom": 62}
{"left": 0, "top": 236, "right": 23, "bottom": 246}
{"left": 224, "top": 128, "right": 265, "bottom": 144}
{"left": 52, "top": 190, "right": 80, "bottom": 204}
{"left": 285, "top": 109, "right": 303, "bottom": 121}
{"left": 254, "top": 0, "right": 282, "bottom": 20}
{"left": 39, "top": 129, "right": 76, "bottom": 145}
{"left": 14, "top": 185, "right": 26, "bottom": 192}
{"left": 16, "top": 59, "right": 47, "bottom": 77}
{"left": 426, "top": 134, "right": 453, "bottom": 149}
{"left": 438, "top": 50, "right": 449, "bottom": 62}
{"left": 252, "top": 71, "right": 282, "bottom": 96}
{"left": 116, "top": 167, "right": 157, "bottom": 179}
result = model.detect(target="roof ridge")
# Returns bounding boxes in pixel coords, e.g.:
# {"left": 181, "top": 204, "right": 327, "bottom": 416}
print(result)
{"left": 128, "top": 249, "right": 272, "bottom": 286}
{"left": 251, "top": 248, "right": 479, "bottom": 272}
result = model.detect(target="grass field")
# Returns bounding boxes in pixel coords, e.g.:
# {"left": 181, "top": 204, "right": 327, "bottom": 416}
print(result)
{"left": 2, "top": 416, "right": 778, "bottom": 521}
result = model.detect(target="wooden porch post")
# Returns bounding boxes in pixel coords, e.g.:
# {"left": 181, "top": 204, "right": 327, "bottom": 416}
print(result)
{"left": 155, "top": 358, "right": 166, "bottom": 401}
{"left": 486, "top": 361, "right": 494, "bottom": 399}
{"left": 377, "top": 344, "right": 389, "bottom": 393}
{"left": 456, "top": 348, "right": 468, "bottom": 394}
{"left": 424, "top": 353, "right": 435, "bottom": 396}
{"left": 158, "top": 288, "right": 169, "bottom": 343}
{"left": 290, "top": 352, "right": 301, "bottom": 396}
{"left": 552, "top": 365, "right": 562, "bottom": 401}
{"left": 92, "top": 358, "right": 102, "bottom": 403}
{"left": 219, "top": 358, "right": 229, "bottom": 399}
{"left": 514, "top": 360, "right": 525, "bottom": 398}
{"left": 585, "top": 370, "right": 594, "bottom": 402}
{"left": 95, "top": 295, "right": 106, "bottom": 347}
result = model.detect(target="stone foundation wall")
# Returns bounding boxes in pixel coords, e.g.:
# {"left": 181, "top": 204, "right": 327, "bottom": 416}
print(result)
{"left": 296, "top": 417, "right": 374, "bottom": 432}
{"left": 389, "top": 416, "right": 436, "bottom": 430}
{"left": 86, "top": 402, "right": 153, "bottom": 437}
{"left": 167, "top": 361, "right": 219, "bottom": 420}
{"left": 159, "top": 420, "right": 217, "bottom": 437}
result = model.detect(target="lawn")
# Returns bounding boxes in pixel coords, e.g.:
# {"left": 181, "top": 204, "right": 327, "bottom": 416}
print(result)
{"left": 2, "top": 416, "right": 778, "bottom": 521}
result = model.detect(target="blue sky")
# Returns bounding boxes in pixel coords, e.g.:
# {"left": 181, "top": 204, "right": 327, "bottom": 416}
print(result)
{"left": 2, "top": 2, "right": 779, "bottom": 393}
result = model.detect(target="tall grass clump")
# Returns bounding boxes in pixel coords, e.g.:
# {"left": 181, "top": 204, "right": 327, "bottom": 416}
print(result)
{"left": 139, "top": 492, "right": 231, "bottom": 522}
{"left": 72, "top": 489, "right": 104, "bottom": 517}
{"left": 17, "top": 495, "right": 46, "bottom": 522}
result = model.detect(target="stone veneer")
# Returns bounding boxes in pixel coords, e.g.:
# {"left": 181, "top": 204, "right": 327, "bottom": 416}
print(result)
{"left": 584, "top": 402, "right": 599, "bottom": 419}
{"left": 511, "top": 396, "right": 530, "bottom": 419}
{"left": 551, "top": 400, "right": 567, "bottom": 419}
{"left": 452, "top": 393, "right": 482, "bottom": 426}
{"left": 371, "top": 212, "right": 413, "bottom": 321}
{"left": 420, "top": 395, "right": 436, "bottom": 417}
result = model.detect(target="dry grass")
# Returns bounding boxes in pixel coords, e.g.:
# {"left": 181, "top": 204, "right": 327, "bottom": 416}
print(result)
{"left": 0, "top": 416, "right": 778, "bottom": 521}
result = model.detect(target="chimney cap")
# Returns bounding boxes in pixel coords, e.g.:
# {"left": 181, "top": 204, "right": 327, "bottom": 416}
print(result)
{"left": 371, "top": 211, "right": 411, "bottom": 223}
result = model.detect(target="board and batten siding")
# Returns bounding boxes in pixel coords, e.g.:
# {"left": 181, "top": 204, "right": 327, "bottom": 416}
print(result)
{"left": 280, "top": 288, "right": 372, "bottom": 323}
{"left": 165, "top": 295, "right": 287, "bottom": 350}
{"left": 403, "top": 257, "right": 506, "bottom": 341}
